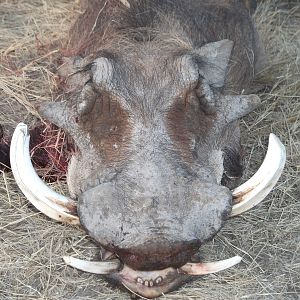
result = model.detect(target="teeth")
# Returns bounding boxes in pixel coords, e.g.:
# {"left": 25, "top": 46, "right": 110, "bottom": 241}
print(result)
{"left": 136, "top": 276, "right": 163, "bottom": 286}
{"left": 136, "top": 277, "right": 143, "bottom": 284}
{"left": 155, "top": 276, "right": 163, "bottom": 285}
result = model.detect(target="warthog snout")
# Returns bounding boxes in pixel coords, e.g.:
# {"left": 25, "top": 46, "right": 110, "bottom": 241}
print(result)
{"left": 77, "top": 159, "right": 233, "bottom": 270}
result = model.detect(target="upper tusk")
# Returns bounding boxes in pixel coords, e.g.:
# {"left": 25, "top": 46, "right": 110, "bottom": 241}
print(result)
{"left": 63, "top": 256, "right": 121, "bottom": 274}
{"left": 231, "top": 133, "right": 286, "bottom": 216}
{"left": 10, "top": 123, "right": 80, "bottom": 224}
{"left": 180, "top": 255, "right": 242, "bottom": 275}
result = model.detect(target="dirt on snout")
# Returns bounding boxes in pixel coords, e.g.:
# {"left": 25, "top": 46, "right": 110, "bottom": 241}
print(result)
{"left": 0, "top": 1, "right": 299, "bottom": 299}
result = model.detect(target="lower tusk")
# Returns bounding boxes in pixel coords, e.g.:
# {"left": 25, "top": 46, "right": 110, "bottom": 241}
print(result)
{"left": 180, "top": 256, "right": 242, "bottom": 275}
{"left": 63, "top": 256, "right": 121, "bottom": 274}
{"left": 64, "top": 255, "right": 242, "bottom": 277}
{"left": 63, "top": 255, "right": 241, "bottom": 298}
{"left": 10, "top": 123, "right": 79, "bottom": 224}
{"left": 231, "top": 134, "right": 286, "bottom": 216}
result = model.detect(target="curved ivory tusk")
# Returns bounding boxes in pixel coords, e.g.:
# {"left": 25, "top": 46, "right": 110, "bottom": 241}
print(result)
{"left": 63, "top": 256, "right": 121, "bottom": 274}
{"left": 231, "top": 134, "right": 286, "bottom": 216}
{"left": 63, "top": 255, "right": 241, "bottom": 277}
{"left": 180, "top": 256, "right": 242, "bottom": 275}
{"left": 10, "top": 123, "right": 80, "bottom": 224}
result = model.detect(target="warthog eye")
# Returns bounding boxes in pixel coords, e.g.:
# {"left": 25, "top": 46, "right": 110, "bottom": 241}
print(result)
{"left": 166, "top": 86, "right": 217, "bottom": 161}
{"left": 77, "top": 88, "right": 131, "bottom": 163}
{"left": 194, "top": 82, "right": 216, "bottom": 115}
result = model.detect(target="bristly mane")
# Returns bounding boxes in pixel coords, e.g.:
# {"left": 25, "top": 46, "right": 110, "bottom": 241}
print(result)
{"left": 65, "top": 0, "right": 257, "bottom": 93}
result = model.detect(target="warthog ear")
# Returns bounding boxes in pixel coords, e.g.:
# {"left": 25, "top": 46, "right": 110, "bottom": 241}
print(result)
{"left": 91, "top": 57, "right": 114, "bottom": 89}
{"left": 220, "top": 94, "right": 261, "bottom": 123}
{"left": 37, "top": 101, "right": 70, "bottom": 129}
{"left": 37, "top": 101, "right": 93, "bottom": 154}
{"left": 195, "top": 39, "right": 234, "bottom": 88}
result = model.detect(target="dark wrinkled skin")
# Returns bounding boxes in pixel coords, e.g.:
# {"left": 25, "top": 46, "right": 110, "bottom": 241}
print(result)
{"left": 38, "top": 0, "right": 263, "bottom": 296}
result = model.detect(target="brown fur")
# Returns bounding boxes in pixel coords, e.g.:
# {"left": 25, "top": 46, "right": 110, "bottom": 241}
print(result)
{"left": 65, "top": 0, "right": 125, "bottom": 56}
{"left": 167, "top": 87, "right": 217, "bottom": 162}
{"left": 79, "top": 91, "right": 131, "bottom": 164}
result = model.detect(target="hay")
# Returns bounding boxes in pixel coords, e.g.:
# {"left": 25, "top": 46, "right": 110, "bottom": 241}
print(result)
{"left": 0, "top": 1, "right": 299, "bottom": 299}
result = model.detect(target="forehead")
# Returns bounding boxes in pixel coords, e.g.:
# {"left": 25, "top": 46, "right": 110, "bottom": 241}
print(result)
{"left": 114, "top": 43, "right": 198, "bottom": 85}
{"left": 95, "top": 47, "right": 199, "bottom": 107}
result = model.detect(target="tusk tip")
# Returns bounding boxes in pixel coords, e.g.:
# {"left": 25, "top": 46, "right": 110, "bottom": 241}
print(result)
{"left": 63, "top": 256, "right": 72, "bottom": 265}
{"left": 180, "top": 255, "right": 242, "bottom": 275}
{"left": 269, "top": 132, "right": 278, "bottom": 142}
{"left": 269, "top": 133, "right": 284, "bottom": 149}
{"left": 15, "top": 122, "right": 28, "bottom": 135}
{"left": 228, "top": 255, "right": 242, "bottom": 266}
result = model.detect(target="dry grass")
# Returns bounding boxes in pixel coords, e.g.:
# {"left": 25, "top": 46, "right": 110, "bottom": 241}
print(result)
{"left": 0, "top": 1, "right": 299, "bottom": 299}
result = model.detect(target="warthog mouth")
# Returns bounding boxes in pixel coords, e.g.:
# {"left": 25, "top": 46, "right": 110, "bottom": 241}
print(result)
{"left": 63, "top": 255, "right": 242, "bottom": 299}
{"left": 10, "top": 123, "right": 286, "bottom": 298}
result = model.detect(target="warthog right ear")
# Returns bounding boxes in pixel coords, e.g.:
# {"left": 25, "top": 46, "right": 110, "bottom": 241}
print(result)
{"left": 37, "top": 100, "right": 95, "bottom": 155}
{"left": 194, "top": 39, "right": 234, "bottom": 88}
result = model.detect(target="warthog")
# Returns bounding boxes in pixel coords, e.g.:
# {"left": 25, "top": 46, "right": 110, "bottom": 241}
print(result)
{"left": 10, "top": 0, "right": 286, "bottom": 298}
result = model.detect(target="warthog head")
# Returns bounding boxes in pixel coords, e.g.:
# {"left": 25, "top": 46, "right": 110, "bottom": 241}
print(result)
{"left": 10, "top": 0, "right": 286, "bottom": 298}
{"left": 37, "top": 40, "right": 260, "bottom": 268}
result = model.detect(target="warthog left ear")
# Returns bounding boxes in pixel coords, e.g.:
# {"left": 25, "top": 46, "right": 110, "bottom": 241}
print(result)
{"left": 37, "top": 101, "right": 71, "bottom": 130}
{"left": 194, "top": 39, "right": 234, "bottom": 88}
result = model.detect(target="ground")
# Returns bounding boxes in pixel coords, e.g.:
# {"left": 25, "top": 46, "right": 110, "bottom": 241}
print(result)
{"left": 0, "top": 1, "right": 299, "bottom": 299}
